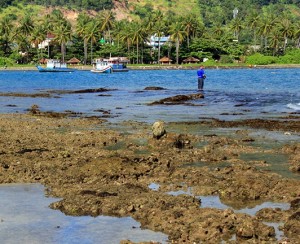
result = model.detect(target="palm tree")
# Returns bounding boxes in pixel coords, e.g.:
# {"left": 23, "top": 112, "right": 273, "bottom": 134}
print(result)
{"left": 76, "top": 13, "right": 92, "bottom": 64}
{"left": 293, "top": 22, "right": 300, "bottom": 48}
{"left": 18, "top": 14, "right": 34, "bottom": 37}
{"left": 146, "top": 10, "right": 164, "bottom": 31}
{"left": 182, "top": 14, "right": 200, "bottom": 49}
{"left": 151, "top": 21, "right": 165, "bottom": 63}
{"left": 112, "top": 20, "right": 126, "bottom": 48}
{"left": 143, "top": 10, "right": 168, "bottom": 63}
{"left": 129, "top": 22, "right": 148, "bottom": 64}
{"left": 169, "top": 21, "right": 186, "bottom": 64}
{"left": 16, "top": 14, "right": 35, "bottom": 62}
{"left": 42, "top": 10, "right": 67, "bottom": 59}
{"left": 257, "top": 13, "right": 278, "bottom": 48}
{"left": 98, "top": 10, "right": 115, "bottom": 44}
{"left": 85, "top": 20, "right": 100, "bottom": 64}
{"left": 269, "top": 29, "right": 281, "bottom": 56}
{"left": 0, "top": 15, "right": 14, "bottom": 55}
{"left": 230, "top": 17, "right": 243, "bottom": 41}
{"left": 246, "top": 10, "right": 261, "bottom": 46}
{"left": 31, "top": 24, "right": 47, "bottom": 60}
{"left": 212, "top": 22, "right": 224, "bottom": 39}
{"left": 52, "top": 19, "right": 72, "bottom": 62}
{"left": 277, "top": 18, "right": 294, "bottom": 52}
{"left": 119, "top": 24, "right": 133, "bottom": 60}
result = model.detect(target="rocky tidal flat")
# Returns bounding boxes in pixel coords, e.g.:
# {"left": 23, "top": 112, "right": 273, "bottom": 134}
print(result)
{"left": 0, "top": 112, "right": 299, "bottom": 243}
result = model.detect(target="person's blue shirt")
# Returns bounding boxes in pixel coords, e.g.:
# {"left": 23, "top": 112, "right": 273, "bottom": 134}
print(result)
{"left": 197, "top": 68, "right": 205, "bottom": 78}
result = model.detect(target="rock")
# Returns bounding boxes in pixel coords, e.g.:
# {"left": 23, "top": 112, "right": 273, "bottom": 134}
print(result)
{"left": 236, "top": 217, "right": 275, "bottom": 240}
{"left": 284, "top": 212, "right": 300, "bottom": 238}
{"left": 288, "top": 211, "right": 300, "bottom": 221}
{"left": 149, "top": 93, "right": 204, "bottom": 105}
{"left": 152, "top": 121, "right": 166, "bottom": 139}
{"left": 173, "top": 134, "right": 191, "bottom": 149}
{"left": 290, "top": 198, "right": 300, "bottom": 210}
{"left": 144, "top": 86, "right": 166, "bottom": 90}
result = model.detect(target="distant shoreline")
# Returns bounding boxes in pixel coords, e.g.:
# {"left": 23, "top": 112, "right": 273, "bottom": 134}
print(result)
{"left": 1, "top": 64, "right": 300, "bottom": 71}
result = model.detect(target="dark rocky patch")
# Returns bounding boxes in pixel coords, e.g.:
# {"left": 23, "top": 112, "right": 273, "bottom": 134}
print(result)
{"left": 0, "top": 92, "right": 51, "bottom": 98}
{"left": 149, "top": 93, "right": 204, "bottom": 105}
{"left": 144, "top": 86, "right": 166, "bottom": 90}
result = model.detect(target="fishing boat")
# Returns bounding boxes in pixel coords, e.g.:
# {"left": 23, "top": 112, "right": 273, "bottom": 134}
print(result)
{"left": 36, "top": 59, "right": 76, "bottom": 72}
{"left": 91, "top": 59, "right": 113, "bottom": 73}
{"left": 106, "top": 57, "right": 129, "bottom": 72}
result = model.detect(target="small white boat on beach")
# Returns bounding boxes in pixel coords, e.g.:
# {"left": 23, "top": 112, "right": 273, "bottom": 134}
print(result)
{"left": 36, "top": 59, "right": 76, "bottom": 72}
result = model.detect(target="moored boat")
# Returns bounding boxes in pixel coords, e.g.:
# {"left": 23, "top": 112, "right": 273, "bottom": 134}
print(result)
{"left": 106, "top": 57, "right": 129, "bottom": 72}
{"left": 36, "top": 59, "right": 76, "bottom": 72}
{"left": 91, "top": 59, "right": 113, "bottom": 73}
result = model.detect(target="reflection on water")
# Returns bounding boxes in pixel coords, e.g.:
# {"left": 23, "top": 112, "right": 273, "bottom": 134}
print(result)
{"left": 148, "top": 182, "right": 160, "bottom": 191}
{"left": 0, "top": 183, "right": 168, "bottom": 244}
{"left": 166, "top": 189, "right": 290, "bottom": 215}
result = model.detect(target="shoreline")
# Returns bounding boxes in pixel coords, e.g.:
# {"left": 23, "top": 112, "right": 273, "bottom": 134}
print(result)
{"left": 1, "top": 63, "right": 300, "bottom": 71}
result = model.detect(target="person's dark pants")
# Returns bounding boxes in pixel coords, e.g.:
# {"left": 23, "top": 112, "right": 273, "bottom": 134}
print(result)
{"left": 198, "top": 78, "right": 204, "bottom": 90}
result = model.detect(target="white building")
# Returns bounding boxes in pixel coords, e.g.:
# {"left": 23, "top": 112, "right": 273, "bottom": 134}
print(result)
{"left": 148, "top": 35, "right": 170, "bottom": 49}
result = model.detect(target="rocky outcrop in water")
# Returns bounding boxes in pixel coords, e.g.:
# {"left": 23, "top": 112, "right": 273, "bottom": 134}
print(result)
{"left": 149, "top": 93, "right": 204, "bottom": 105}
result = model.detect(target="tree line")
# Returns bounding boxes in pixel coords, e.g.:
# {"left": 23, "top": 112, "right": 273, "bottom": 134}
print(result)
{"left": 0, "top": 2, "right": 300, "bottom": 66}
{"left": 0, "top": 0, "right": 113, "bottom": 10}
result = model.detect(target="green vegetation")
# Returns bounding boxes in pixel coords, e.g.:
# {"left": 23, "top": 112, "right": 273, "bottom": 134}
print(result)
{"left": 0, "top": 0, "right": 300, "bottom": 67}
{"left": 0, "top": 0, "right": 112, "bottom": 11}
{"left": 0, "top": 57, "right": 15, "bottom": 66}
{"left": 246, "top": 53, "right": 277, "bottom": 65}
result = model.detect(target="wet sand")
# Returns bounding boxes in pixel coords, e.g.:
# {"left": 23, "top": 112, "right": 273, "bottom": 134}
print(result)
{"left": 0, "top": 112, "right": 299, "bottom": 243}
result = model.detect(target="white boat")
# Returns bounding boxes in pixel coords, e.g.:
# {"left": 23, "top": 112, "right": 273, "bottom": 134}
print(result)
{"left": 36, "top": 59, "right": 76, "bottom": 72}
{"left": 91, "top": 59, "right": 113, "bottom": 73}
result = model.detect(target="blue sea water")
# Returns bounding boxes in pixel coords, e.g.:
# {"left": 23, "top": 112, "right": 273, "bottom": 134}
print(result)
{"left": 0, "top": 68, "right": 299, "bottom": 123}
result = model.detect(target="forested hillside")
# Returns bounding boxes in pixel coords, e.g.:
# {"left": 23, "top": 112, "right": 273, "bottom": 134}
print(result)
{"left": 1, "top": 0, "right": 300, "bottom": 14}
{"left": 0, "top": 0, "right": 113, "bottom": 10}
{"left": 1, "top": 0, "right": 300, "bottom": 66}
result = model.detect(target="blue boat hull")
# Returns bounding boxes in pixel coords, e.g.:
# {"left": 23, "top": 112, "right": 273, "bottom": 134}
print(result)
{"left": 111, "top": 64, "right": 129, "bottom": 72}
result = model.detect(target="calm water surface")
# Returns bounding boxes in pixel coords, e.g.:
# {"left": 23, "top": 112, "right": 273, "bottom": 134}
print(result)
{"left": 0, "top": 184, "right": 168, "bottom": 244}
{"left": 0, "top": 68, "right": 299, "bottom": 123}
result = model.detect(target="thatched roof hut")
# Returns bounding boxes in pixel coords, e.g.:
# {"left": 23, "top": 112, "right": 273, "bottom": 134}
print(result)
{"left": 67, "top": 57, "right": 81, "bottom": 65}
{"left": 182, "top": 57, "right": 200, "bottom": 64}
{"left": 159, "top": 56, "right": 172, "bottom": 65}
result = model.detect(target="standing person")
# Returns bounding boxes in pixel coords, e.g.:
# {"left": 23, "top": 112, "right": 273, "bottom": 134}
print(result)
{"left": 197, "top": 66, "right": 206, "bottom": 90}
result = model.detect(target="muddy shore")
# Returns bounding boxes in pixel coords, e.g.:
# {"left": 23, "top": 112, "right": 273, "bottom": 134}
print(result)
{"left": 0, "top": 111, "right": 299, "bottom": 243}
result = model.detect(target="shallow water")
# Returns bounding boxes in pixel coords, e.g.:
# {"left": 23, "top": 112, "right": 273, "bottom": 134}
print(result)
{"left": 169, "top": 123, "right": 300, "bottom": 179}
{"left": 0, "top": 184, "right": 168, "bottom": 244}
{"left": 163, "top": 185, "right": 289, "bottom": 241}
{"left": 0, "top": 69, "right": 299, "bottom": 123}
{"left": 239, "top": 152, "right": 295, "bottom": 179}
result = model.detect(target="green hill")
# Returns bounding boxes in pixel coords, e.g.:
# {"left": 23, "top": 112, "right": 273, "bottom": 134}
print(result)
{"left": 1, "top": 0, "right": 300, "bottom": 66}
{"left": 1, "top": 0, "right": 300, "bottom": 23}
